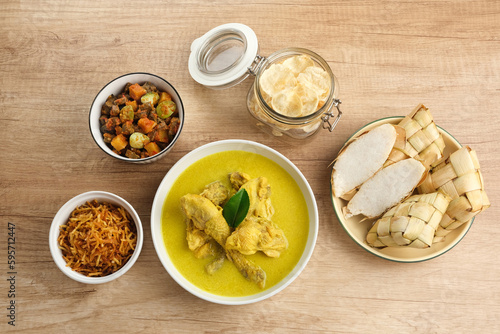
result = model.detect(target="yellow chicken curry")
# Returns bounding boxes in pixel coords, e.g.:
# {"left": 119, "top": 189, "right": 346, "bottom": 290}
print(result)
{"left": 161, "top": 150, "right": 309, "bottom": 297}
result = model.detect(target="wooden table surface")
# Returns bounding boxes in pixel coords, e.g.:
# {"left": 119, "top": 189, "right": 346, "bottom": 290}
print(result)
{"left": 1, "top": 1, "right": 499, "bottom": 333}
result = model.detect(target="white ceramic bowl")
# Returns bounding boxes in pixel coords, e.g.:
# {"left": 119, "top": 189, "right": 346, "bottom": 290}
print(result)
{"left": 331, "top": 117, "right": 471, "bottom": 262}
{"left": 49, "top": 191, "right": 144, "bottom": 284}
{"left": 151, "top": 140, "right": 318, "bottom": 304}
{"left": 89, "top": 72, "right": 184, "bottom": 163}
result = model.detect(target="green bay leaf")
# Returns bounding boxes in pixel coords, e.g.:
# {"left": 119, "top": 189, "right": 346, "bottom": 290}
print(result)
{"left": 222, "top": 188, "right": 250, "bottom": 228}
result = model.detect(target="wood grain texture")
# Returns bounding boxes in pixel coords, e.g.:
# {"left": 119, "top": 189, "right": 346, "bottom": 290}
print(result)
{"left": 1, "top": 0, "right": 499, "bottom": 332}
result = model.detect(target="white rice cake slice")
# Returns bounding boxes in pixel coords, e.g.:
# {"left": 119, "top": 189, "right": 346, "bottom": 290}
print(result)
{"left": 331, "top": 123, "right": 397, "bottom": 198}
{"left": 345, "top": 158, "right": 426, "bottom": 218}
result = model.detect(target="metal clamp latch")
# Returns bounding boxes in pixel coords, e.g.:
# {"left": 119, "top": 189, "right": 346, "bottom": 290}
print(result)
{"left": 322, "top": 99, "right": 342, "bottom": 132}
{"left": 247, "top": 55, "right": 266, "bottom": 76}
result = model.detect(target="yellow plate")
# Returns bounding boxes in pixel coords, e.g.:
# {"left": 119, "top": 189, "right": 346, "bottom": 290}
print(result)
{"left": 330, "top": 116, "right": 472, "bottom": 262}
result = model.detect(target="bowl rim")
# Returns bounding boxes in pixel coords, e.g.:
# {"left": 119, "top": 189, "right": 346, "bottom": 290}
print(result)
{"left": 49, "top": 190, "right": 144, "bottom": 284}
{"left": 330, "top": 116, "right": 474, "bottom": 263}
{"left": 88, "top": 72, "right": 185, "bottom": 163}
{"left": 150, "top": 139, "right": 319, "bottom": 304}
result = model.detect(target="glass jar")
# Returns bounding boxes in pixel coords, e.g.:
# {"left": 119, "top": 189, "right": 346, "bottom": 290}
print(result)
{"left": 188, "top": 23, "right": 342, "bottom": 142}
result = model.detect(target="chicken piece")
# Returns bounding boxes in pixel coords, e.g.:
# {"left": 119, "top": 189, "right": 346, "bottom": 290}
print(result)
{"left": 181, "top": 193, "right": 268, "bottom": 286}
{"left": 186, "top": 220, "right": 221, "bottom": 259}
{"left": 240, "top": 177, "right": 275, "bottom": 220}
{"left": 229, "top": 172, "right": 251, "bottom": 190}
{"left": 186, "top": 220, "right": 211, "bottom": 253}
{"left": 186, "top": 219, "right": 226, "bottom": 273}
{"left": 194, "top": 240, "right": 222, "bottom": 259}
{"left": 180, "top": 194, "right": 231, "bottom": 247}
{"left": 227, "top": 250, "right": 266, "bottom": 289}
{"left": 200, "top": 181, "right": 229, "bottom": 206}
{"left": 226, "top": 217, "right": 288, "bottom": 258}
{"left": 205, "top": 252, "right": 226, "bottom": 275}
{"left": 184, "top": 183, "right": 229, "bottom": 273}
{"left": 229, "top": 173, "right": 274, "bottom": 219}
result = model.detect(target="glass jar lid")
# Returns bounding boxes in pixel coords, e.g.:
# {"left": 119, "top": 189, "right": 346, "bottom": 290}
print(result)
{"left": 188, "top": 23, "right": 259, "bottom": 89}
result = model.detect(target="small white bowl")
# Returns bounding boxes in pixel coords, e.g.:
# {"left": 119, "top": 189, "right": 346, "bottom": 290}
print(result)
{"left": 331, "top": 117, "right": 471, "bottom": 263}
{"left": 151, "top": 140, "right": 318, "bottom": 304}
{"left": 49, "top": 191, "right": 144, "bottom": 284}
{"left": 89, "top": 72, "right": 184, "bottom": 164}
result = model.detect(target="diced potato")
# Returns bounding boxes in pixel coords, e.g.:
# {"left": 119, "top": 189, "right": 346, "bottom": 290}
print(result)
{"left": 125, "top": 100, "right": 138, "bottom": 112}
{"left": 138, "top": 117, "right": 157, "bottom": 133}
{"left": 159, "top": 91, "right": 172, "bottom": 103}
{"left": 129, "top": 83, "right": 147, "bottom": 101}
{"left": 110, "top": 134, "right": 128, "bottom": 151}
{"left": 144, "top": 142, "right": 161, "bottom": 156}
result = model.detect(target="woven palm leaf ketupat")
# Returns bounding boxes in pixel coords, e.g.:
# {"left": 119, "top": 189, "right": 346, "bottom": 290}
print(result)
{"left": 418, "top": 146, "right": 490, "bottom": 239}
{"left": 366, "top": 192, "right": 451, "bottom": 248}
{"left": 385, "top": 104, "right": 446, "bottom": 168}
